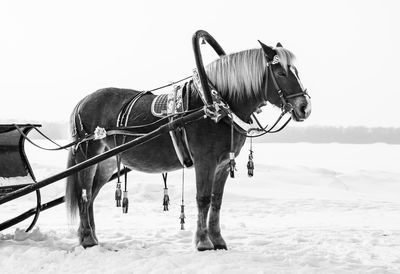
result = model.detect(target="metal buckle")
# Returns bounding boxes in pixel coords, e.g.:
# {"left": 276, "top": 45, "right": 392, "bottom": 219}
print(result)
{"left": 283, "top": 103, "right": 293, "bottom": 113}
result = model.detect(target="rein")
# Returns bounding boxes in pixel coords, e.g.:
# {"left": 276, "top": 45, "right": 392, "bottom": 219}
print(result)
{"left": 13, "top": 106, "right": 202, "bottom": 153}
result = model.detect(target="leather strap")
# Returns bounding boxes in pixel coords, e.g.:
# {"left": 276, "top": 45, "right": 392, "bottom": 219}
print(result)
{"left": 167, "top": 85, "right": 194, "bottom": 168}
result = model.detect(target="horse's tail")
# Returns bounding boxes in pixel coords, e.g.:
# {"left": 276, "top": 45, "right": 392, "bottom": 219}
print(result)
{"left": 65, "top": 148, "right": 79, "bottom": 221}
{"left": 65, "top": 102, "right": 82, "bottom": 221}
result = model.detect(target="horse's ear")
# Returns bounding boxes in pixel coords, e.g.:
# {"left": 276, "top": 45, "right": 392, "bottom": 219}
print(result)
{"left": 276, "top": 42, "right": 283, "bottom": 47}
{"left": 258, "top": 40, "right": 275, "bottom": 61}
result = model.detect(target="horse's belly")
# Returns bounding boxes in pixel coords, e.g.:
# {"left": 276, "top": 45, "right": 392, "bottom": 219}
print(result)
{"left": 118, "top": 134, "right": 184, "bottom": 173}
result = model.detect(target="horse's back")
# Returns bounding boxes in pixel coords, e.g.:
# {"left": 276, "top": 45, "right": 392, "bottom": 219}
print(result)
{"left": 70, "top": 88, "right": 147, "bottom": 136}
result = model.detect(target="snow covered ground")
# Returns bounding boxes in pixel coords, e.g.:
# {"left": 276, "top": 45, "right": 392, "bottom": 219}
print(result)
{"left": 1, "top": 141, "right": 400, "bottom": 273}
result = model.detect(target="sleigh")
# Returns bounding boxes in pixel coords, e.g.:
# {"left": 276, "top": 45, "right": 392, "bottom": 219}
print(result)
{"left": 0, "top": 124, "right": 44, "bottom": 231}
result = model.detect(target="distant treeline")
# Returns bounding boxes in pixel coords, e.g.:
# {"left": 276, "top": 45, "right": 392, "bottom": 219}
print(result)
{"left": 5, "top": 121, "right": 400, "bottom": 144}
{"left": 255, "top": 126, "right": 400, "bottom": 144}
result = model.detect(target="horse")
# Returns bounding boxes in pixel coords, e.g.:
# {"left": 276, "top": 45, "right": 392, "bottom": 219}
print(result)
{"left": 65, "top": 41, "right": 311, "bottom": 251}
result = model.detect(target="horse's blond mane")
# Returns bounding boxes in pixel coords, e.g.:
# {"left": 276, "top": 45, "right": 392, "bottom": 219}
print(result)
{"left": 205, "top": 47, "right": 295, "bottom": 101}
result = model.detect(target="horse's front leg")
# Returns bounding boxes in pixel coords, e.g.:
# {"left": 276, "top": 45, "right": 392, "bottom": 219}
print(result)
{"left": 194, "top": 161, "right": 216, "bottom": 251}
{"left": 208, "top": 165, "right": 229, "bottom": 250}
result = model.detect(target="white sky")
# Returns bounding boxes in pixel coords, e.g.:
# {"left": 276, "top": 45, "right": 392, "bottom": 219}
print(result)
{"left": 1, "top": 0, "right": 399, "bottom": 127}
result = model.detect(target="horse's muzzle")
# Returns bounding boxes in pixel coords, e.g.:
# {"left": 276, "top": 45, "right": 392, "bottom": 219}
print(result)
{"left": 292, "top": 96, "right": 311, "bottom": 121}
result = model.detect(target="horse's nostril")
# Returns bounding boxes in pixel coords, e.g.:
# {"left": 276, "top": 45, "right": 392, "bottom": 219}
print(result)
{"left": 301, "top": 105, "right": 307, "bottom": 114}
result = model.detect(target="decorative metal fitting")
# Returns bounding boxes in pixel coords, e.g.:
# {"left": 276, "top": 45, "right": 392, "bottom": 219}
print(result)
{"left": 94, "top": 126, "right": 107, "bottom": 140}
{"left": 272, "top": 55, "right": 280, "bottom": 65}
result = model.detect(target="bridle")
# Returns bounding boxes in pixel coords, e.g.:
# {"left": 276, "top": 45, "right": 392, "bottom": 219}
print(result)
{"left": 248, "top": 55, "right": 309, "bottom": 137}
{"left": 268, "top": 57, "right": 309, "bottom": 110}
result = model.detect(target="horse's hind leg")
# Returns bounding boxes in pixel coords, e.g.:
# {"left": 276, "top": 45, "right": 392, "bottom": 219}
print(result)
{"left": 75, "top": 142, "right": 106, "bottom": 247}
{"left": 208, "top": 164, "right": 229, "bottom": 250}
{"left": 88, "top": 157, "right": 117, "bottom": 242}
{"left": 194, "top": 161, "right": 216, "bottom": 251}
{"left": 77, "top": 163, "right": 98, "bottom": 247}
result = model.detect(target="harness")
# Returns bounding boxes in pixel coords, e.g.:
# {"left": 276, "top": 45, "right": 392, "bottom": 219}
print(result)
{"left": 115, "top": 87, "right": 194, "bottom": 168}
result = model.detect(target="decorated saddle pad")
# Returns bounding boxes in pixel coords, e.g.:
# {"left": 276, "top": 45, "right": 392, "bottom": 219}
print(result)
{"left": 151, "top": 85, "right": 187, "bottom": 118}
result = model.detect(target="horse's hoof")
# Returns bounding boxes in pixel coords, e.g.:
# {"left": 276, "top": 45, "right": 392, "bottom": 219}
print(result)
{"left": 81, "top": 236, "right": 98, "bottom": 248}
{"left": 209, "top": 234, "right": 227, "bottom": 250}
{"left": 196, "top": 238, "right": 214, "bottom": 251}
{"left": 82, "top": 243, "right": 97, "bottom": 249}
{"left": 82, "top": 241, "right": 98, "bottom": 249}
{"left": 214, "top": 244, "right": 227, "bottom": 250}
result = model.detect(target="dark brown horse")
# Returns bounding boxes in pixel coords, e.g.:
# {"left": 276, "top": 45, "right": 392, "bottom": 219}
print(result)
{"left": 65, "top": 42, "right": 311, "bottom": 251}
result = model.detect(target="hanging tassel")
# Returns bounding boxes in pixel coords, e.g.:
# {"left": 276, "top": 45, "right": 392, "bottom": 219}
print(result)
{"left": 115, "top": 183, "right": 122, "bottom": 207}
{"left": 229, "top": 119, "right": 236, "bottom": 178}
{"left": 179, "top": 168, "right": 185, "bottom": 230}
{"left": 201, "top": 37, "right": 206, "bottom": 45}
{"left": 163, "top": 188, "right": 170, "bottom": 211}
{"left": 247, "top": 150, "right": 254, "bottom": 177}
{"left": 180, "top": 204, "right": 185, "bottom": 230}
{"left": 115, "top": 153, "right": 122, "bottom": 207}
{"left": 162, "top": 173, "right": 170, "bottom": 211}
{"left": 122, "top": 191, "right": 129, "bottom": 213}
{"left": 247, "top": 138, "right": 254, "bottom": 177}
{"left": 122, "top": 166, "right": 129, "bottom": 213}
{"left": 229, "top": 152, "right": 236, "bottom": 178}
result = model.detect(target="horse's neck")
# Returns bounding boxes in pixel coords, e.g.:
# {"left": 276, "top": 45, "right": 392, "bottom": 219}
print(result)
{"left": 227, "top": 96, "right": 260, "bottom": 123}
{"left": 188, "top": 82, "right": 260, "bottom": 123}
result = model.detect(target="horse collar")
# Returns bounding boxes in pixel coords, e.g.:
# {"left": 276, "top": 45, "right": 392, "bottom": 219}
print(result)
{"left": 192, "top": 75, "right": 253, "bottom": 132}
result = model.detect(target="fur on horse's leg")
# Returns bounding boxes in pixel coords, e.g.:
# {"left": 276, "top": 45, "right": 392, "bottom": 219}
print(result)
{"left": 77, "top": 163, "right": 98, "bottom": 248}
{"left": 194, "top": 162, "right": 215, "bottom": 251}
{"left": 87, "top": 202, "right": 97, "bottom": 242}
{"left": 208, "top": 165, "right": 229, "bottom": 250}
{"left": 88, "top": 157, "right": 117, "bottom": 243}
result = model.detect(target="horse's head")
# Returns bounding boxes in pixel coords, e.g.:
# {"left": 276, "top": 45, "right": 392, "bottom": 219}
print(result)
{"left": 259, "top": 41, "right": 311, "bottom": 122}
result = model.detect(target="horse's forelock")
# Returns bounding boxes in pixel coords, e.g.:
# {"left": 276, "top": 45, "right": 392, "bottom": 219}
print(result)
{"left": 274, "top": 47, "right": 296, "bottom": 72}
